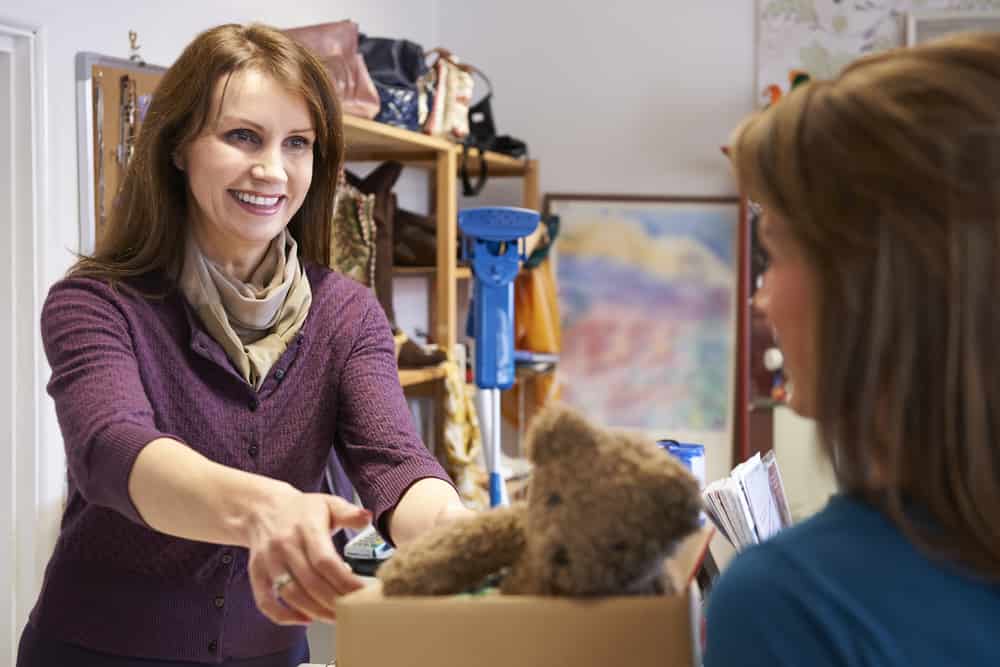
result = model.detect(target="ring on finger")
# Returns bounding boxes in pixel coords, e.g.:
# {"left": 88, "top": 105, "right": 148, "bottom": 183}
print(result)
{"left": 272, "top": 571, "right": 294, "bottom": 598}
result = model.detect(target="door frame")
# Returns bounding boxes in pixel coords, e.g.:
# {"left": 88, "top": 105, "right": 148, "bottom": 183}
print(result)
{"left": 0, "top": 16, "right": 47, "bottom": 663}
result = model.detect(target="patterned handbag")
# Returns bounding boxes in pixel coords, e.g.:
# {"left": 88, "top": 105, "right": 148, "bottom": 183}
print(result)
{"left": 330, "top": 173, "right": 376, "bottom": 287}
{"left": 420, "top": 48, "right": 475, "bottom": 140}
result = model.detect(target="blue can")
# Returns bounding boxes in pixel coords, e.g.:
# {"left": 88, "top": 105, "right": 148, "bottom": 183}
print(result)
{"left": 658, "top": 440, "right": 706, "bottom": 525}
{"left": 657, "top": 440, "right": 706, "bottom": 489}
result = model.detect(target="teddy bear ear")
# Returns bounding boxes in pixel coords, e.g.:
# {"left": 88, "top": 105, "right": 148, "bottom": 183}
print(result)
{"left": 524, "top": 402, "right": 599, "bottom": 464}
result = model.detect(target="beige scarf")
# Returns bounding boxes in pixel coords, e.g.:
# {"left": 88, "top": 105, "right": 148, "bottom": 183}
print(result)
{"left": 179, "top": 229, "right": 312, "bottom": 388}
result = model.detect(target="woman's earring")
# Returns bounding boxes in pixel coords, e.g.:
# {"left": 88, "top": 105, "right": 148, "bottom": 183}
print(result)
{"left": 172, "top": 151, "right": 185, "bottom": 171}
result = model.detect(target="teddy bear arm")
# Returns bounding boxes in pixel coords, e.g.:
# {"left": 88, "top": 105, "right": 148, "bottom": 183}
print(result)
{"left": 378, "top": 506, "right": 527, "bottom": 596}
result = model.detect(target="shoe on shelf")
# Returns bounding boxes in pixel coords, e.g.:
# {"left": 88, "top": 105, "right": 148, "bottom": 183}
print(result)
{"left": 395, "top": 329, "right": 447, "bottom": 368}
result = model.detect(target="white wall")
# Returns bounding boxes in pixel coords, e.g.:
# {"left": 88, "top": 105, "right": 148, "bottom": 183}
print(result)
{"left": 437, "top": 1, "right": 757, "bottom": 485}
{"left": 439, "top": 1, "right": 756, "bottom": 199}
{"left": 0, "top": 2, "right": 438, "bottom": 662}
{"left": 772, "top": 406, "right": 837, "bottom": 521}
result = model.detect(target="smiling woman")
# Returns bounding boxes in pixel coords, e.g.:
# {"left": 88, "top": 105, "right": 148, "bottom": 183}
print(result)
{"left": 175, "top": 69, "right": 316, "bottom": 280}
{"left": 19, "top": 23, "right": 468, "bottom": 667}
{"left": 72, "top": 24, "right": 342, "bottom": 283}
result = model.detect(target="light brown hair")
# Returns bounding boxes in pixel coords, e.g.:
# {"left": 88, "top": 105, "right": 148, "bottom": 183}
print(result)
{"left": 72, "top": 23, "right": 343, "bottom": 284}
{"left": 731, "top": 31, "right": 1000, "bottom": 578}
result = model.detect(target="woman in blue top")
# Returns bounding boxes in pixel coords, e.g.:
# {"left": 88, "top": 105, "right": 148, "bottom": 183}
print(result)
{"left": 706, "top": 31, "right": 1000, "bottom": 666}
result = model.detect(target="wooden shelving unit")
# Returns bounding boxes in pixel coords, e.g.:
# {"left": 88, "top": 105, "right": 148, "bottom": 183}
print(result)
{"left": 341, "top": 115, "right": 540, "bottom": 389}
{"left": 343, "top": 115, "right": 458, "bottom": 367}
{"left": 393, "top": 266, "right": 472, "bottom": 280}
{"left": 398, "top": 365, "right": 448, "bottom": 388}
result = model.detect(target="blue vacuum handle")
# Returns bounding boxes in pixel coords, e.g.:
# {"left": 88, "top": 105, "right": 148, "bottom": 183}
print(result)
{"left": 473, "top": 269, "right": 516, "bottom": 389}
{"left": 459, "top": 207, "right": 540, "bottom": 391}
{"left": 489, "top": 472, "right": 505, "bottom": 507}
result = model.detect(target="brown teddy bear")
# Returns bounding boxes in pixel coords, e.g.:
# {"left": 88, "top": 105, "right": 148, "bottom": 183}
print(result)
{"left": 377, "top": 403, "right": 702, "bottom": 597}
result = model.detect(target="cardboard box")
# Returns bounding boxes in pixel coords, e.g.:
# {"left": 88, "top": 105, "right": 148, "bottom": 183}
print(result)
{"left": 335, "top": 526, "right": 714, "bottom": 667}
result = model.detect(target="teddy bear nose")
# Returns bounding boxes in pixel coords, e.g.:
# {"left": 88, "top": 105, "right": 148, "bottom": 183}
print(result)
{"left": 552, "top": 545, "right": 570, "bottom": 567}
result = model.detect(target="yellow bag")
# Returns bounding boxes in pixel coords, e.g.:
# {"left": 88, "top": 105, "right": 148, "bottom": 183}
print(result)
{"left": 501, "top": 256, "right": 561, "bottom": 428}
{"left": 440, "top": 353, "right": 489, "bottom": 509}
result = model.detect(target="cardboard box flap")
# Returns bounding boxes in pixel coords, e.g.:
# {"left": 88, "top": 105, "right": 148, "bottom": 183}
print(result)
{"left": 665, "top": 524, "right": 716, "bottom": 592}
{"left": 335, "top": 526, "right": 714, "bottom": 667}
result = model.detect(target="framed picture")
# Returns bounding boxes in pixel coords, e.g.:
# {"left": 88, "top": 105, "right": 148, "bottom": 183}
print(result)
{"left": 757, "top": 2, "right": 1000, "bottom": 108}
{"left": 544, "top": 194, "right": 740, "bottom": 439}
{"left": 756, "top": 0, "right": 907, "bottom": 108}
{"left": 906, "top": 10, "right": 1000, "bottom": 46}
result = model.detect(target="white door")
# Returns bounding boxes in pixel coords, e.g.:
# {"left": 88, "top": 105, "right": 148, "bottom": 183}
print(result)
{"left": 0, "top": 20, "right": 45, "bottom": 665}
{"left": 0, "top": 33, "right": 15, "bottom": 664}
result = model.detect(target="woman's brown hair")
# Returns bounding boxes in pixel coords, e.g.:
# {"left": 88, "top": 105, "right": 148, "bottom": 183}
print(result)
{"left": 72, "top": 23, "right": 343, "bottom": 283}
{"left": 731, "top": 31, "right": 1000, "bottom": 578}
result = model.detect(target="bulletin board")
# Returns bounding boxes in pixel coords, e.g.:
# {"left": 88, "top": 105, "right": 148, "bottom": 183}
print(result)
{"left": 75, "top": 52, "right": 165, "bottom": 253}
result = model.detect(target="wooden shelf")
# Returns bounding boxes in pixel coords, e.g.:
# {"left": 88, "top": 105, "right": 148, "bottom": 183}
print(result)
{"left": 749, "top": 397, "right": 786, "bottom": 412}
{"left": 461, "top": 149, "right": 535, "bottom": 178}
{"left": 394, "top": 266, "right": 472, "bottom": 280}
{"left": 398, "top": 365, "right": 448, "bottom": 387}
{"left": 343, "top": 115, "right": 533, "bottom": 178}
{"left": 343, "top": 115, "right": 453, "bottom": 163}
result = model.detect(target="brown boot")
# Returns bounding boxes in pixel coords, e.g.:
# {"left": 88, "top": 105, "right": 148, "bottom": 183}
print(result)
{"left": 345, "top": 161, "right": 403, "bottom": 326}
{"left": 393, "top": 207, "right": 465, "bottom": 267}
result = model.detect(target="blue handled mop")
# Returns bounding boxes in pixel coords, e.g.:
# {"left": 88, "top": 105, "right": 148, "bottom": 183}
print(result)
{"left": 459, "top": 207, "right": 540, "bottom": 507}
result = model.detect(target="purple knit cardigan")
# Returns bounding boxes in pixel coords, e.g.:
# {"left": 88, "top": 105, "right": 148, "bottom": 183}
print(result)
{"left": 29, "top": 263, "right": 450, "bottom": 663}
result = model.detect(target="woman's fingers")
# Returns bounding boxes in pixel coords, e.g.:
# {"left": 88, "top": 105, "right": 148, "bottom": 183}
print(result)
{"left": 278, "top": 541, "right": 349, "bottom": 622}
{"left": 246, "top": 494, "right": 373, "bottom": 624}
{"left": 305, "top": 524, "right": 364, "bottom": 599}
{"left": 248, "top": 557, "right": 311, "bottom": 626}
{"left": 327, "top": 496, "right": 373, "bottom": 532}
{"left": 316, "top": 496, "right": 371, "bottom": 592}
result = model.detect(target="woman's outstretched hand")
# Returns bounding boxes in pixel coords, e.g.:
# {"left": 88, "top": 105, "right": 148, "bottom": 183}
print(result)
{"left": 246, "top": 490, "right": 372, "bottom": 625}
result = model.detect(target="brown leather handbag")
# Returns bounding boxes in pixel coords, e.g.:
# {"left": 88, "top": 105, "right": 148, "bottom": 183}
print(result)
{"left": 283, "top": 20, "right": 380, "bottom": 119}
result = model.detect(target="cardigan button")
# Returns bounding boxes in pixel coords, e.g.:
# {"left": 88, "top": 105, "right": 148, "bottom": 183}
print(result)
{"left": 214, "top": 596, "right": 225, "bottom": 609}
{"left": 248, "top": 397, "right": 259, "bottom": 411}
{"left": 274, "top": 369, "right": 286, "bottom": 381}
{"left": 208, "top": 640, "right": 218, "bottom": 653}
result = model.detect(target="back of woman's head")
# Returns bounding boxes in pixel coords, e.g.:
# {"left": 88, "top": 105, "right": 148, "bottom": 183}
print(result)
{"left": 73, "top": 23, "right": 342, "bottom": 283}
{"left": 731, "top": 31, "right": 1000, "bottom": 577}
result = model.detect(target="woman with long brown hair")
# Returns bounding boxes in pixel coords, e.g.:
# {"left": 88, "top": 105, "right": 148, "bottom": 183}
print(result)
{"left": 706, "top": 31, "right": 1000, "bottom": 665}
{"left": 18, "top": 23, "right": 469, "bottom": 666}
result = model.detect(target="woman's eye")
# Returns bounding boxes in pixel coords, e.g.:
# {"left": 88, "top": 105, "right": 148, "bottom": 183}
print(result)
{"left": 285, "top": 136, "right": 311, "bottom": 150}
{"left": 226, "top": 128, "right": 259, "bottom": 145}
{"left": 753, "top": 242, "right": 771, "bottom": 275}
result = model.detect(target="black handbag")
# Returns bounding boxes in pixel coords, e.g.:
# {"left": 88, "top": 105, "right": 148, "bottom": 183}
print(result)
{"left": 460, "top": 71, "right": 528, "bottom": 196}
{"left": 358, "top": 35, "right": 428, "bottom": 131}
